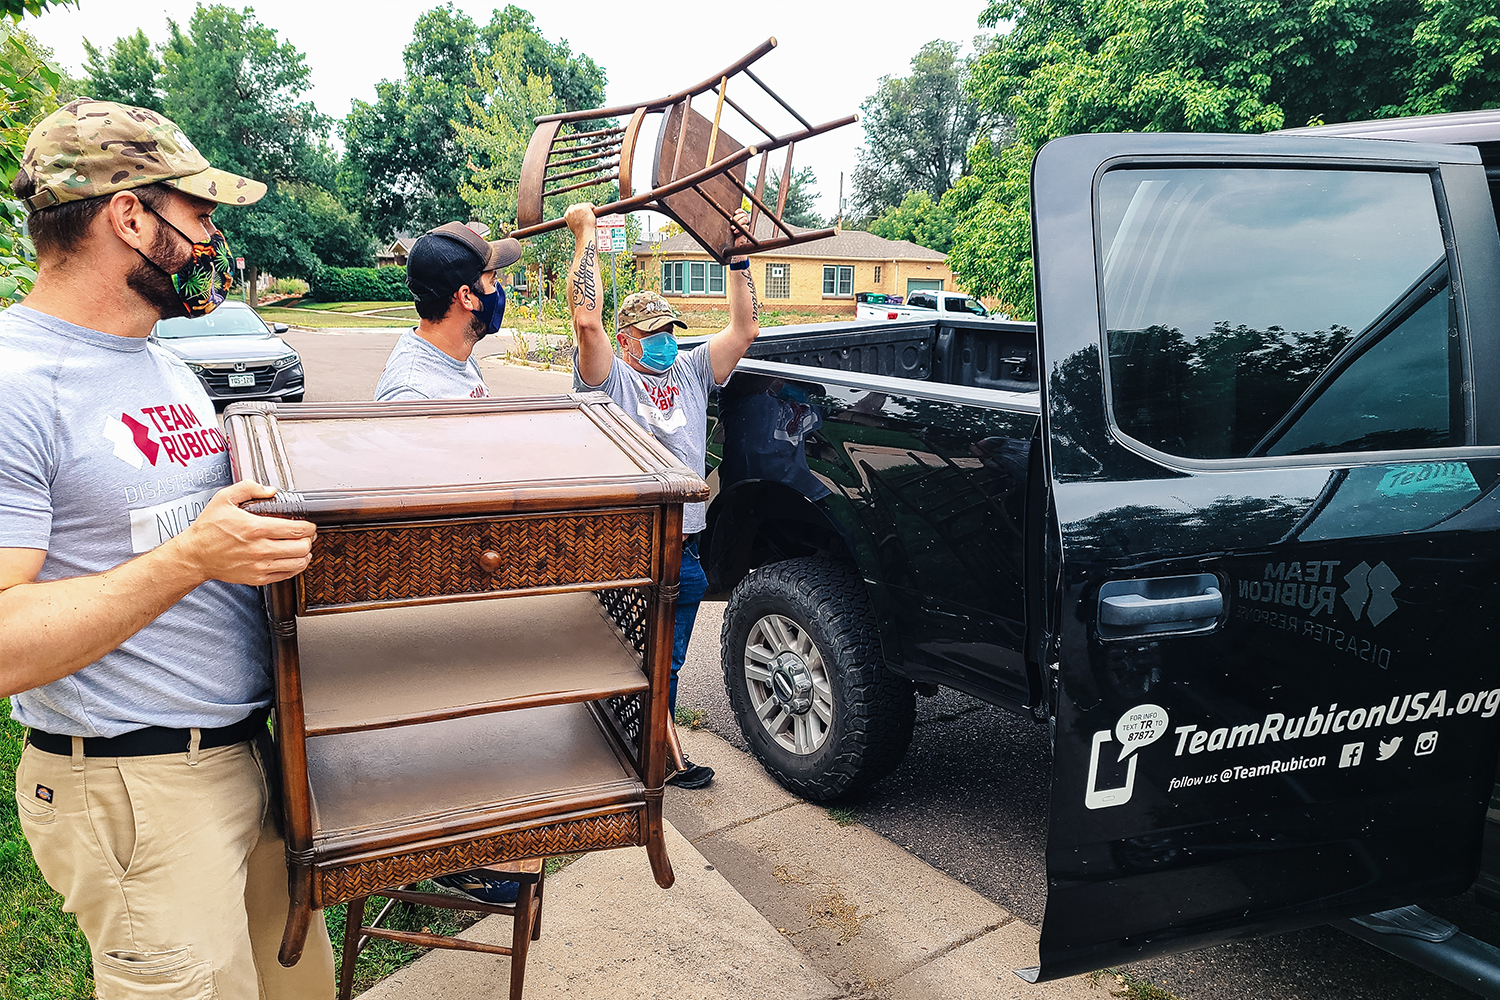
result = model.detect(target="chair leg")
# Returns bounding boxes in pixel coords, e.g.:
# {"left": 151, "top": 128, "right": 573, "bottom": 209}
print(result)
{"left": 337, "top": 895, "right": 367, "bottom": 1000}
{"left": 509, "top": 882, "right": 537, "bottom": 1000}
{"left": 531, "top": 867, "right": 546, "bottom": 941}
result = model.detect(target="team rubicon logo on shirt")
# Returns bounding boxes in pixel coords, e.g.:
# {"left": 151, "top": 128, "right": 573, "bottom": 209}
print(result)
{"left": 637, "top": 378, "right": 686, "bottom": 432}
{"left": 102, "top": 404, "right": 229, "bottom": 469}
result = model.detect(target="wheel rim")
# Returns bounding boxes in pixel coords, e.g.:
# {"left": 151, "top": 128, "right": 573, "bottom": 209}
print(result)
{"left": 743, "top": 613, "right": 834, "bottom": 756}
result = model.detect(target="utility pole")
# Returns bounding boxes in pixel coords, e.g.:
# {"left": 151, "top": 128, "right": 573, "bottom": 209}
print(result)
{"left": 836, "top": 172, "right": 844, "bottom": 231}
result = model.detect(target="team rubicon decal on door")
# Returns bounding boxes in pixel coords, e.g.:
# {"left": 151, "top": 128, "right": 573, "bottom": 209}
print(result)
{"left": 1232, "top": 557, "right": 1402, "bottom": 668}
{"left": 1084, "top": 691, "right": 1492, "bottom": 808}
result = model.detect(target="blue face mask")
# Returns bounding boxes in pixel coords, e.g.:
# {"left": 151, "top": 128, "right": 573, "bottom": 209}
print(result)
{"left": 471, "top": 283, "right": 505, "bottom": 337}
{"left": 633, "top": 329, "right": 678, "bottom": 373}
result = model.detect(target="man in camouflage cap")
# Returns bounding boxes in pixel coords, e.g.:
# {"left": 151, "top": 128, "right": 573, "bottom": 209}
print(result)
{"left": 1, "top": 99, "right": 334, "bottom": 996}
{"left": 566, "top": 202, "right": 763, "bottom": 790}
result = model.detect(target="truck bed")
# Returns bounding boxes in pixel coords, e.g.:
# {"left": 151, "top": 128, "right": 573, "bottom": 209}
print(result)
{"left": 738, "top": 317, "right": 1040, "bottom": 395}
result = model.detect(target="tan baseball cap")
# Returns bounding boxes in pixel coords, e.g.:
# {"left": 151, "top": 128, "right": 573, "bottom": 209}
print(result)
{"left": 18, "top": 98, "right": 267, "bottom": 211}
{"left": 617, "top": 290, "right": 687, "bottom": 333}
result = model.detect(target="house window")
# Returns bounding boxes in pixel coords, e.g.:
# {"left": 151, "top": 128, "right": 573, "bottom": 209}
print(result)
{"left": 766, "top": 263, "right": 790, "bottom": 299}
{"left": 873, "top": 265, "right": 882, "bottom": 283}
{"left": 660, "top": 260, "right": 724, "bottom": 295}
{"left": 661, "top": 261, "right": 685, "bottom": 294}
{"left": 822, "top": 264, "right": 854, "bottom": 297}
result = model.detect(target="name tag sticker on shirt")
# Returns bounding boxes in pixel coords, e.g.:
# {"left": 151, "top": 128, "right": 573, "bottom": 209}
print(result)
{"left": 129, "top": 486, "right": 217, "bottom": 553}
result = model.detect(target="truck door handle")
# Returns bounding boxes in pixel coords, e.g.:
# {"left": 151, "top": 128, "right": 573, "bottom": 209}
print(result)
{"left": 1100, "top": 588, "right": 1223, "bottom": 627}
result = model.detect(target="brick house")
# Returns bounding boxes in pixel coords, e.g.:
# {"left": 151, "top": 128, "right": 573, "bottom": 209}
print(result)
{"left": 633, "top": 222, "right": 953, "bottom": 316}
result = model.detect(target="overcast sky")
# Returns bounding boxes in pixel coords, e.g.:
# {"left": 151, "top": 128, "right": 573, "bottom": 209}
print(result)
{"left": 28, "top": 0, "right": 996, "bottom": 224}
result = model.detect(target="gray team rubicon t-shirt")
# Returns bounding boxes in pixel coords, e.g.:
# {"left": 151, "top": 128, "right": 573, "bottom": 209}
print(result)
{"left": 0, "top": 305, "right": 272, "bottom": 738}
{"left": 574, "top": 343, "right": 723, "bottom": 535}
{"left": 374, "top": 329, "right": 490, "bottom": 401}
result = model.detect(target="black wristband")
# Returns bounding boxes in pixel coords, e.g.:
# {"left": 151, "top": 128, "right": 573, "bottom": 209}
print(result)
{"left": 728, "top": 259, "right": 750, "bottom": 271}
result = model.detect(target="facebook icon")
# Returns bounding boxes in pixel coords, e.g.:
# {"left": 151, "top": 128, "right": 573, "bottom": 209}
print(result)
{"left": 1339, "top": 742, "right": 1365, "bottom": 768}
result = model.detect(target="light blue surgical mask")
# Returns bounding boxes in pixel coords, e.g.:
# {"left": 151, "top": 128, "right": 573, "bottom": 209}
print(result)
{"left": 631, "top": 330, "right": 678, "bottom": 373}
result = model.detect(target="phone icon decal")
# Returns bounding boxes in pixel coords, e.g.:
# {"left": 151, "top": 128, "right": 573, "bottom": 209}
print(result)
{"left": 1085, "top": 729, "right": 1138, "bottom": 810}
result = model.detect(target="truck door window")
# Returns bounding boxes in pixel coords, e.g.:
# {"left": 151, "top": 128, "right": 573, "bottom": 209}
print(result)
{"left": 1098, "top": 167, "right": 1459, "bottom": 460}
{"left": 909, "top": 294, "right": 936, "bottom": 310}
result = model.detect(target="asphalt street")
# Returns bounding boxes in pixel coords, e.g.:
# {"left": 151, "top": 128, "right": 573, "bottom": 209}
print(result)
{"left": 284, "top": 325, "right": 1500, "bottom": 1000}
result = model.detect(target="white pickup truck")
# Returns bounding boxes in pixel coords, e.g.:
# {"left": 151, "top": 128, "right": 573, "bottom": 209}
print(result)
{"left": 854, "top": 290, "right": 1007, "bottom": 322}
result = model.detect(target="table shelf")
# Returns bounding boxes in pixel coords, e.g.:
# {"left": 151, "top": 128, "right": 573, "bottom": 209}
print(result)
{"left": 306, "top": 702, "right": 639, "bottom": 857}
{"left": 296, "top": 592, "right": 647, "bottom": 736}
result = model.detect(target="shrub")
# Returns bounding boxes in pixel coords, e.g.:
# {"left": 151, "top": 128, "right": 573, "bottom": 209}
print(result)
{"left": 268, "top": 277, "right": 309, "bottom": 296}
{"left": 309, "top": 265, "right": 411, "bottom": 303}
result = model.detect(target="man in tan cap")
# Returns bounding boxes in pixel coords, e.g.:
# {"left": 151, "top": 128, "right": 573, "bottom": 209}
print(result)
{"left": 565, "top": 202, "right": 761, "bottom": 789}
{"left": 375, "top": 220, "right": 523, "bottom": 400}
{"left": 0, "top": 99, "right": 334, "bottom": 996}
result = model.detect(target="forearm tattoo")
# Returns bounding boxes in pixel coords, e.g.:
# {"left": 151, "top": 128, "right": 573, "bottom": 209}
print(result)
{"left": 744, "top": 269, "right": 760, "bottom": 322}
{"left": 572, "top": 240, "right": 598, "bottom": 311}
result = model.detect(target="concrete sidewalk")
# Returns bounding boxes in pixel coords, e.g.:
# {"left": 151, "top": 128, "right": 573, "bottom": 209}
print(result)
{"left": 361, "top": 728, "right": 1105, "bottom": 1000}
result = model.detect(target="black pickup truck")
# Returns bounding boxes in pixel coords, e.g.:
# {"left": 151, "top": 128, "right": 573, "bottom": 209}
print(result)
{"left": 692, "top": 110, "right": 1500, "bottom": 983}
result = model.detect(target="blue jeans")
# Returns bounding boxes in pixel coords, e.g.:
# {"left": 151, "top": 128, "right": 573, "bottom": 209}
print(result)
{"left": 670, "top": 537, "right": 707, "bottom": 714}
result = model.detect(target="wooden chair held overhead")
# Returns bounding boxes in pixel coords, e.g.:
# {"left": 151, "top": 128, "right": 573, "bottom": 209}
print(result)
{"left": 513, "top": 38, "right": 856, "bottom": 263}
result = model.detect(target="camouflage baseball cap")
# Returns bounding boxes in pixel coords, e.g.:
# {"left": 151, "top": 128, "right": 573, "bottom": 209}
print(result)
{"left": 617, "top": 290, "right": 687, "bottom": 333}
{"left": 18, "top": 99, "right": 267, "bottom": 212}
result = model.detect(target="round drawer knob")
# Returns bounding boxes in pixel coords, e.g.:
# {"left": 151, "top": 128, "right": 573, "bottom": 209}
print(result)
{"left": 479, "top": 550, "right": 503, "bottom": 574}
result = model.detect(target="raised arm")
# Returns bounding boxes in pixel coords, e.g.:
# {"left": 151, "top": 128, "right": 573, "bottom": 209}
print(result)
{"left": 0, "top": 480, "right": 316, "bottom": 696}
{"left": 565, "top": 203, "right": 612, "bottom": 388}
{"left": 707, "top": 209, "right": 761, "bottom": 384}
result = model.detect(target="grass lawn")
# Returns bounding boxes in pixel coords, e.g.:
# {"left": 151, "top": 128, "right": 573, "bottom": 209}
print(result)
{"left": 1, "top": 699, "right": 570, "bottom": 998}
{"left": 254, "top": 306, "right": 409, "bottom": 329}
{"left": 1, "top": 701, "right": 92, "bottom": 1000}
{"left": 286, "top": 300, "right": 414, "bottom": 314}
{"left": 679, "top": 308, "right": 847, "bottom": 329}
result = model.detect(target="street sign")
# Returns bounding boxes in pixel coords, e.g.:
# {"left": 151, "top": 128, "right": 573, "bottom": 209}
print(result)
{"left": 235, "top": 257, "right": 245, "bottom": 270}
{"left": 596, "top": 214, "right": 629, "bottom": 253}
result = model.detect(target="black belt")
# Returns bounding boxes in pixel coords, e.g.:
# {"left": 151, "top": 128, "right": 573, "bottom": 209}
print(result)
{"left": 27, "top": 708, "right": 271, "bottom": 758}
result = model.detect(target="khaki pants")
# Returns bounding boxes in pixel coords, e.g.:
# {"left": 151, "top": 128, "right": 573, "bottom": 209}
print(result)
{"left": 15, "top": 738, "right": 334, "bottom": 1000}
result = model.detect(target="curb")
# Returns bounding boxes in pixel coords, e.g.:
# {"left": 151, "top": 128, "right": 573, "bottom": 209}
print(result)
{"left": 664, "top": 726, "right": 1106, "bottom": 999}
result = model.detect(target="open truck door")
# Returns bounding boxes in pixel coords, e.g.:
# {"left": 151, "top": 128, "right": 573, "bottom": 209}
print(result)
{"left": 1029, "top": 131, "right": 1500, "bottom": 980}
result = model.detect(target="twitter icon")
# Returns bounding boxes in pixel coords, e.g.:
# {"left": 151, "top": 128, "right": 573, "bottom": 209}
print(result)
{"left": 1378, "top": 737, "right": 1402, "bottom": 760}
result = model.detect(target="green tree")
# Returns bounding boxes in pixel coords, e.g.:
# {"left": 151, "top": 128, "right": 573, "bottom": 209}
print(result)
{"left": 949, "top": 0, "right": 1500, "bottom": 317}
{"left": 868, "top": 189, "right": 955, "bottom": 252}
{"left": 478, "top": 6, "right": 606, "bottom": 118}
{"left": 142, "top": 5, "right": 370, "bottom": 297}
{"left": 1, "top": 19, "right": 65, "bottom": 305}
{"left": 763, "top": 167, "right": 824, "bottom": 229}
{"left": 851, "top": 37, "right": 993, "bottom": 219}
{"left": 343, "top": 3, "right": 606, "bottom": 241}
{"left": 455, "top": 34, "right": 564, "bottom": 230}
{"left": 81, "top": 29, "right": 163, "bottom": 112}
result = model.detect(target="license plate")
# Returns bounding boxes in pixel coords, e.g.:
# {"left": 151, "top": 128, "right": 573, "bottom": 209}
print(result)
{"left": 228, "top": 373, "right": 255, "bottom": 388}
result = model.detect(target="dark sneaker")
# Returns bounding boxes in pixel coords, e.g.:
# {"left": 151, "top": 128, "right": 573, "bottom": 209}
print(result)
{"left": 432, "top": 870, "right": 520, "bottom": 905}
{"left": 666, "top": 758, "right": 714, "bottom": 789}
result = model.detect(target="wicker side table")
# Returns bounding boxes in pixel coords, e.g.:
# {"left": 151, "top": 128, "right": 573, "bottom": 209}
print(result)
{"left": 224, "top": 395, "right": 708, "bottom": 966}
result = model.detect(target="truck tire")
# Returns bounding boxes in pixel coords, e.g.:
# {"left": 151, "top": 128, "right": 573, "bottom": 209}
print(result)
{"left": 721, "top": 557, "right": 915, "bottom": 801}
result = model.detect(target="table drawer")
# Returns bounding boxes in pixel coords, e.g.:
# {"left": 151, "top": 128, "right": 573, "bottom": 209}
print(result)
{"left": 299, "top": 508, "right": 657, "bottom": 611}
